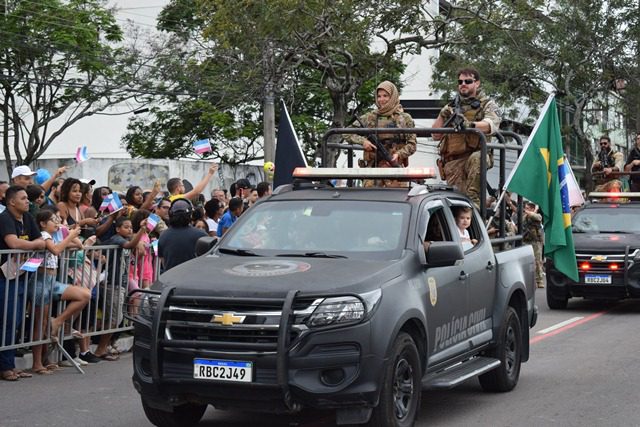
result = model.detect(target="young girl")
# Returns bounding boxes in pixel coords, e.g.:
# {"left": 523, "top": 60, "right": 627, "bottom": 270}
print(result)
{"left": 130, "top": 209, "right": 154, "bottom": 291}
{"left": 30, "top": 210, "right": 90, "bottom": 373}
{"left": 452, "top": 206, "right": 478, "bottom": 248}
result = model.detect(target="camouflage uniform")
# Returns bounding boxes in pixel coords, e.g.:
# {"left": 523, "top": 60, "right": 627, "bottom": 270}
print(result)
{"left": 522, "top": 210, "right": 544, "bottom": 287}
{"left": 591, "top": 148, "right": 624, "bottom": 192}
{"left": 346, "top": 110, "right": 417, "bottom": 188}
{"left": 437, "top": 90, "right": 501, "bottom": 207}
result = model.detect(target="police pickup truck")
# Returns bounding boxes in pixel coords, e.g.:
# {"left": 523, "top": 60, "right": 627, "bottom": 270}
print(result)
{"left": 130, "top": 167, "right": 537, "bottom": 427}
{"left": 546, "top": 191, "right": 640, "bottom": 309}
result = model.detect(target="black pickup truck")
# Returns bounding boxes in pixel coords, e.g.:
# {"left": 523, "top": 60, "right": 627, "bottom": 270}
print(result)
{"left": 130, "top": 167, "right": 537, "bottom": 427}
{"left": 546, "top": 193, "right": 640, "bottom": 308}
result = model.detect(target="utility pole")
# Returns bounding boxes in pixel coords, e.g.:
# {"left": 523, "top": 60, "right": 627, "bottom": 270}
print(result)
{"left": 262, "top": 41, "right": 276, "bottom": 179}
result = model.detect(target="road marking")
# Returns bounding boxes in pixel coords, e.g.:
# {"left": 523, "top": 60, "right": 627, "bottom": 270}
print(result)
{"left": 530, "top": 310, "right": 608, "bottom": 344}
{"left": 536, "top": 317, "right": 584, "bottom": 334}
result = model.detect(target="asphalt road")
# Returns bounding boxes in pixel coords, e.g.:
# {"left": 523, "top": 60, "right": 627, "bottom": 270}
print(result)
{"left": 2, "top": 288, "right": 640, "bottom": 427}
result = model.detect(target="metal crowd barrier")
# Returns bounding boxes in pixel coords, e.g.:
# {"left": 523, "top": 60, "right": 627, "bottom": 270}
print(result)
{"left": 0, "top": 244, "right": 160, "bottom": 373}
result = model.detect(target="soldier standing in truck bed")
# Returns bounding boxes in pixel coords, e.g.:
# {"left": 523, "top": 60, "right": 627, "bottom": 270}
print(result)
{"left": 345, "top": 81, "right": 417, "bottom": 187}
{"left": 432, "top": 67, "right": 501, "bottom": 207}
{"left": 522, "top": 201, "right": 545, "bottom": 288}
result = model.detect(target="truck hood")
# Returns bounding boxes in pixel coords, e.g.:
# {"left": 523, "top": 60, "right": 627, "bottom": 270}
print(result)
{"left": 157, "top": 254, "right": 404, "bottom": 298}
{"left": 573, "top": 232, "right": 640, "bottom": 253}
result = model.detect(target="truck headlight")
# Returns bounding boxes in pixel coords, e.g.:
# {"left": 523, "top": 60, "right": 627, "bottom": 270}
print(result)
{"left": 306, "top": 289, "right": 381, "bottom": 327}
{"left": 139, "top": 293, "right": 160, "bottom": 321}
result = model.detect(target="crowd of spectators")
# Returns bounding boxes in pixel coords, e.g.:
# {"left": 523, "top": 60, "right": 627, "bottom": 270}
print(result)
{"left": 0, "top": 163, "right": 271, "bottom": 381}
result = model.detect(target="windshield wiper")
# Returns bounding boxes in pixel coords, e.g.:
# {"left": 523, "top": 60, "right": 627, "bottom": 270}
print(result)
{"left": 601, "top": 230, "right": 633, "bottom": 234}
{"left": 218, "top": 248, "right": 261, "bottom": 256}
{"left": 277, "top": 252, "right": 348, "bottom": 259}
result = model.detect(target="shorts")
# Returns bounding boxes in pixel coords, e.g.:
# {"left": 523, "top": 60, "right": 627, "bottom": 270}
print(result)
{"left": 98, "top": 283, "right": 125, "bottom": 329}
{"left": 28, "top": 274, "right": 51, "bottom": 306}
{"left": 28, "top": 273, "right": 69, "bottom": 306}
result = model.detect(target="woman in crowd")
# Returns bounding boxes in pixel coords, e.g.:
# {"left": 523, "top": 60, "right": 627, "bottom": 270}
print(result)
{"left": 57, "top": 178, "right": 99, "bottom": 231}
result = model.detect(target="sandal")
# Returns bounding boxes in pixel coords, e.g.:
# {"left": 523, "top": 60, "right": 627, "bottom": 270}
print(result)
{"left": 1, "top": 370, "right": 19, "bottom": 381}
{"left": 96, "top": 353, "right": 119, "bottom": 362}
{"left": 32, "top": 367, "right": 54, "bottom": 375}
{"left": 45, "top": 363, "right": 62, "bottom": 371}
{"left": 13, "top": 370, "right": 33, "bottom": 378}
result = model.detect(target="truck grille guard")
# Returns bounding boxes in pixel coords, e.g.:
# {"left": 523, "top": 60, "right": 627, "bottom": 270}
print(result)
{"left": 145, "top": 287, "right": 312, "bottom": 411}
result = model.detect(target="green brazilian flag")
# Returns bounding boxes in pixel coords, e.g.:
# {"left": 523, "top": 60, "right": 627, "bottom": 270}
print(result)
{"left": 505, "top": 95, "right": 579, "bottom": 282}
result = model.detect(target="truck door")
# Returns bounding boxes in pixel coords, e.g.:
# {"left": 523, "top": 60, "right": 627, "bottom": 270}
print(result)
{"left": 448, "top": 199, "right": 496, "bottom": 347}
{"left": 420, "top": 200, "right": 470, "bottom": 365}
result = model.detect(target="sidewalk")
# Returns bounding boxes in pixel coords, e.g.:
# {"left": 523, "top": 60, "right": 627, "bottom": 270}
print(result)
{"left": 14, "top": 334, "right": 134, "bottom": 371}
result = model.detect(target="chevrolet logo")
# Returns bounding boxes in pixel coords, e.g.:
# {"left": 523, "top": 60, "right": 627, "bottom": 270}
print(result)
{"left": 211, "top": 312, "right": 246, "bottom": 326}
{"left": 591, "top": 255, "right": 607, "bottom": 261}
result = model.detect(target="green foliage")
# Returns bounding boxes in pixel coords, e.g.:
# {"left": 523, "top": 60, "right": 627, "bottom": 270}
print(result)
{"left": 0, "top": 0, "right": 142, "bottom": 173}
{"left": 124, "top": 0, "right": 430, "bottom": 163}
{"left": 432, "top": 0, "right": 638, "bottom": 184}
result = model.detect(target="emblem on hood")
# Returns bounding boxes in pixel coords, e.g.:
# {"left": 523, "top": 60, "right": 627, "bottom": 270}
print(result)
{"left": 225, "top": 260, "right": 311, "bottom": 277}
{"left": 211, "top": 313, "right": 246, "bottom": 326}
{"left": 591, "top": 255, "right": 607, "bottom": 261}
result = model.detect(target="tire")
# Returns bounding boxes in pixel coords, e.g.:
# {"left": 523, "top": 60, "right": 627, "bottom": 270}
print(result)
{"left": 368, "top": 332, "right": 422, "bottom": 427}
{"left": 479, "top": 306, "right": 522, "bottom": 392}
{"left": 142, "top": 398, "right": 207, "bottom": 427}
{"left": 546, "top": 287, "right": 569, "bottom": 310}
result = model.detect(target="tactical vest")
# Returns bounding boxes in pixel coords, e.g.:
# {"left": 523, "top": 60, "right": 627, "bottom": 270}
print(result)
{"left": 439, "top": 97, "right": 489, "bottom": 161}
{"left": 361, "top": 113, "right": 410, "bottom": 167}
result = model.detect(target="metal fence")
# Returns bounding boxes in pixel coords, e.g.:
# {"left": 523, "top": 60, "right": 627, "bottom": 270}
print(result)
{"left": 0, "top": 245, "right": 159, "bottom": 372}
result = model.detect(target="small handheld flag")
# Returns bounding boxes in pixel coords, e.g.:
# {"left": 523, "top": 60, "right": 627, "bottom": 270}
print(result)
{"left": 100, "top": 192, "right": 123, "bottom": 213}
{"left": 146, "top": 213, "right": 160, "bottom": 232}
{"left": 20, "top": 258, "right": 44, "bottom": 272}
{"left": 193, "top": 138, "right": 212, "bottom": 154}
{"left": 75, "top": 146, "right": 89, "bottom": 163}
{"left": 151, "top": 239, "right": 158, "bottom": 256}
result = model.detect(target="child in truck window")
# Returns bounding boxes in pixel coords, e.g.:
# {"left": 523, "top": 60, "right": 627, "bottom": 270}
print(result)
{"left": 452, "top": 206, "right": 477, "bottom": 249}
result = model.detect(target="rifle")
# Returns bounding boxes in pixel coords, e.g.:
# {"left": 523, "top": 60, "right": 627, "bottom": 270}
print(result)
{"left": 597, "top": 150, "right": 612, "bottom": 169}
{"left": 354, "top": 116, "right": 401, "bottom": 167}
{"left": 443, "top": 95, "right": 466, "bottom": 131}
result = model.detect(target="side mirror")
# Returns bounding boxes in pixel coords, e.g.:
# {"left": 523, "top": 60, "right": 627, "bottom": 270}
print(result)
{"left": 426, "top": 241, "right": 464, "bottom": 267}
{"left": 195, "top": 236, "right": 218, "bottom": 256}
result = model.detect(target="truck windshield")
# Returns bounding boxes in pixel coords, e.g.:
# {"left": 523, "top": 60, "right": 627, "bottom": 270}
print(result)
{"left": 221, "top": 200, "right": 410, "bottom": 258}
{"left": 573, "top": 208, "right": 640, "bottom": 233}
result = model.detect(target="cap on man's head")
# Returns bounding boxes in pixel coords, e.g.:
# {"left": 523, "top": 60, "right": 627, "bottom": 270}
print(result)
{"left": 11, "top": 165, "right": 37, "bottom": 179}
{"left": 169, "top": 198, "right": 193, "bottom": 216}
{"left": 235, "top": 178, "right": 251, "bottom": 190}
{"left": 80, "top": 178, "right": 96, "bottom": 186}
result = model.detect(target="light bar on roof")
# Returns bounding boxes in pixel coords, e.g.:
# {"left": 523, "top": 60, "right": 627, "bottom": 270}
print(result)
{"left": 292, "top": 167, "right": 437, "bottom": 180}
{"left": 588, "top": 192, "right": 640, "bottom": 199}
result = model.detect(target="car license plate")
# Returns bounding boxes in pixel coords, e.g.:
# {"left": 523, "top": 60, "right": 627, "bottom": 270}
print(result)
{"left": 584, "top": 274, "right": 611, "bottom": 284}
{"left": 193, "top": 358, "right": 253, "bottom": 382}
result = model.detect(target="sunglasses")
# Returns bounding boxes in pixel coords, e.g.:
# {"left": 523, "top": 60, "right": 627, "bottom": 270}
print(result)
{"left": 458, "top": 79, "right": 476, "bottom": 85}
{"left": 599, "top": 143, "right": 609, "bottom": 146}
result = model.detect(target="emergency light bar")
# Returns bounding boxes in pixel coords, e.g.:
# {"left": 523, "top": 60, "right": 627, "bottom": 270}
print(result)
{"left": 292, "top": 167, "right": 437, "bottom": 180}
{"left": 588, "top": 192, "right": 640, "bottom": 200}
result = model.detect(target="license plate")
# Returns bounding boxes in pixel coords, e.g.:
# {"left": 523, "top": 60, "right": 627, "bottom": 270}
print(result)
{"left": 584, "top": 274, "right": 611, "bottom": 284}
{"left": 193, "top": 358, "right": 253, "bottom": 382}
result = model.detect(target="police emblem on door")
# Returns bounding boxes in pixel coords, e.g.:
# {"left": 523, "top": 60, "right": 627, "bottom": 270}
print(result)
{"left": 428, "top": 277, "right": 437, "bottom": 306}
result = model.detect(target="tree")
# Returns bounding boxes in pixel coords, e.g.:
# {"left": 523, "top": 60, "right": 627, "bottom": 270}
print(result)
{"left": 431, "top": 0, "right": 637, "bottom": 190}
{"left": 124, "top": 0, "right": 464, "bottom": 166}
{"left": 0, "top": 0, "right": 149, "bottom": 177}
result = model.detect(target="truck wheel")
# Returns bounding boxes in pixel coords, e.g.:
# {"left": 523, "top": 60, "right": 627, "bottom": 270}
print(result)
{"left": 368, "top": 332, "right": 421, "bottom": 427}
{"left": 141, "top": 398, "right": 207, "bottom": 427}
{"left": 479, "top": 306, "right": 522, "bottom": 392}
{"left": 546, "top": 288, "right": 568, "bottom": 309}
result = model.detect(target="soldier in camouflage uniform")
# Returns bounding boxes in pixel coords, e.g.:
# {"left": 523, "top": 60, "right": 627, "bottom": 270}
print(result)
{"left": 432, "top": 68, "right": 501, "bottom": 207}
{"left": 522, "top": 201, "right": 545, "bottom": 288}
{"left": 345, "top": 81, "right": 417, "bottom": 187}
{"left": 591, "top": 135, "right": 624, "bottom": 192}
